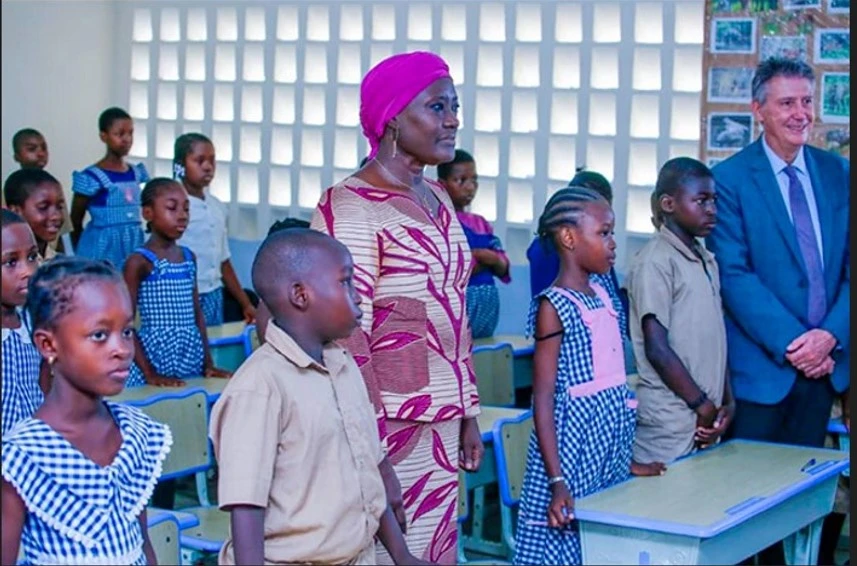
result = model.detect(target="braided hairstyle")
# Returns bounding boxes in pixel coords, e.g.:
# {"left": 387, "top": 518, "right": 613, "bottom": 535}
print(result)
{"left": 537, "top": 185, "right": 607, "bottom": 252}
{"left": 173, "top": 133, "right": 213, "bottom": 180}
{"left": 140, "top": 177, "right": 183, "bottom": 233}
{"left": 25, "top": 256, "right": 124, "bottom": 338}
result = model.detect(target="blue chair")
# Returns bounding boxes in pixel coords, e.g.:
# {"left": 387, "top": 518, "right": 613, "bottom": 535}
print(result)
{"left": 147, "top": 510, "right": 184, "bottom": 565}
{"left": 241, "top": 323, "right": 259, "bottom": 358}
{"left": 472, "top": 343, "right": 516, "bottom": 407}
{"left": 828, "top": 417, "right": 849, "bottom": 478}
{"left": 492, "top": 410, "right": 534, "bottom": 561}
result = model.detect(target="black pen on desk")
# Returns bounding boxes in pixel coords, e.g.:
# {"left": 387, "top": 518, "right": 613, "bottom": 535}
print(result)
{"left": 800, "top": 458, "right": 817, "bottom": 472}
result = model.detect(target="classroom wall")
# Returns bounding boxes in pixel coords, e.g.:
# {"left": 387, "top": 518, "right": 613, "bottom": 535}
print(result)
{"left": 0, "top": 0, "right": 118, "bottom": 197}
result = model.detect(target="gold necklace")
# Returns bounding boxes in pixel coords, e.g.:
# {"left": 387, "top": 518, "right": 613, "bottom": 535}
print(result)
{"left": 373, "top": 159, "right": 437, "bottom": 218}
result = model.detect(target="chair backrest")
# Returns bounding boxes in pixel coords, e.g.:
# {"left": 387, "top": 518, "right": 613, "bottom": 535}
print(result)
{"left": 493, "top": 410, "right": 533, "bottom": 508}
{"left": 147, "top": 512, "right": 181, "bottom": 566}
{"left": 134, "top": 388, "right": 211, "bottom": 480}
{"left": 472, "top": 343, "right": 515, "bottom": 407}
{"left": 242, "top": 323, "right": 260, "bottom": 358}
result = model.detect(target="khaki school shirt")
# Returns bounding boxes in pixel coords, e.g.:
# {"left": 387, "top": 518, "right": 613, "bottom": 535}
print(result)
{"left": 627, "top": 226, "right": 728, "bottom": 464}
{"left": 210, "top": 322, "right": 387, "bottom": 565}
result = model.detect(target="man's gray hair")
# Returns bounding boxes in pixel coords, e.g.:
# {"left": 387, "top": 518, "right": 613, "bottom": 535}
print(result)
{"left": 751, "top": 57, "right": 815, "bottom": 105}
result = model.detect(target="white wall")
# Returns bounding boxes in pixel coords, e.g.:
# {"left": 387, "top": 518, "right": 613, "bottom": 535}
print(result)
{"left": 1, "top": 0, "right": 118, "bottom": 197}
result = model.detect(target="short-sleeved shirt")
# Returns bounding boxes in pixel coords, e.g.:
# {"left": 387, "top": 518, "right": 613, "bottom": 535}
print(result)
{"left": 210, "top": 322, "right": 387, "bottom": 565}
{"left": 178, "top": 192, "right": 230, "bottom": 294}
{"left": 626, "top": 226, "right": 728, "bottom": 463}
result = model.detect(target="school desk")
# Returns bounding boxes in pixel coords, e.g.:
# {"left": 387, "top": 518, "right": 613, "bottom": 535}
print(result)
{"left": 828, "top": 417, "right": 849, "bottom": 478}
{"left": 146, "top": 511, "right": 182, "bottom": 566}
{"left": 461, "top": 405, "right": 529, "bottom": 558}
{"left": 574, "top": 439, "right": 849, "bottom": 565}
{"left": 207, "top": 321, "right": 247, "bottom": 372}
{"left": 110, "top": 377, "right": 229, "bottom": 406}
{"left": 473, "top": 334, "right": 534, "bottom": 393}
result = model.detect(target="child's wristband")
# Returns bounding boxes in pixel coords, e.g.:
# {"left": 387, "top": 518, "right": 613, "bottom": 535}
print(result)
{"left": 548, "top": 476, "right": 566, "bottom": 486}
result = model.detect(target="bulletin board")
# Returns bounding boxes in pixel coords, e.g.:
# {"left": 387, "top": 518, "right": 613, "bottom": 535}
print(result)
{"left": 700, "top": 0, "right": 850, "bottom": 166}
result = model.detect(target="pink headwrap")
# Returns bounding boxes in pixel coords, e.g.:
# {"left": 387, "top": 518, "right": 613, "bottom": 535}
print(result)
{"left": 359, "top": 51, "right": 452, "bottom": 160}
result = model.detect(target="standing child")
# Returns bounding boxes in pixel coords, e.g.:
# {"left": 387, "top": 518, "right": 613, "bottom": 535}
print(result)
{"left": 173, "top": 133, "right": 256, "bottom": 326}
{"left": 124, "top": 178, "right": 231, "bottom": 388}
{"left": 1, "top": 210, "right": 45, "bottom": 436}
{"left": 70, "top": 107, "right": 149, "bottom": 270}
{"left": 11, "top": 128, "right": 49, "bottom": 170}
{"left": 210, "top": 228, "right": 431, "bottom": 566}
{"left": 626, "top": 158, "right": 734, "bottom": 466}
{"left": 526, "top": 169, "right": 628, "bottom": 337}
{"left": 1, "top": 256, "right": 171, "bottom": 566}
{"left": 4, "top": 169, "right": 67, "bottom": 260}
{"left": 438, "top": 149, "right": 510, "bottom": 339}
{"left": 514, "top": 187, "right": 665, "bottom": 566}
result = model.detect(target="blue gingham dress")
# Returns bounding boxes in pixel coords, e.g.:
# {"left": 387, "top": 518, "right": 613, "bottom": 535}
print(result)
{"left": 199, "top": 288, "right": 224, "bottom": 327}
{"left": 2, "top": 311, "right": 44, "bottom": 437}
{"left": 514, "top": 287, "right": 636, "bottom": 565}
{"left": 127, "top": 247, "right": 204, "bottom": 387}
{"left": 1, "top": 401, "right": 172, "bottom": 565}
{"left": 71, "top": 164, "right": 149, "bottom": 271}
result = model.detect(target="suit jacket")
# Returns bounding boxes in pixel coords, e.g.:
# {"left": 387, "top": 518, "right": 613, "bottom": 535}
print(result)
{"left": 707, "top": 138, "right": 850, "bottom": 405}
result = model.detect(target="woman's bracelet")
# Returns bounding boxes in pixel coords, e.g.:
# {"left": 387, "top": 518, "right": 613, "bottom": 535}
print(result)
{"left": 548, "top": 476, "right": 566, "bottom": 486}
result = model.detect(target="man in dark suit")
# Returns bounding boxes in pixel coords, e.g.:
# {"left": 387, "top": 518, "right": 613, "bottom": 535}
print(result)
{"left": 707, "top": 58, "right": 850, "bottom": 565}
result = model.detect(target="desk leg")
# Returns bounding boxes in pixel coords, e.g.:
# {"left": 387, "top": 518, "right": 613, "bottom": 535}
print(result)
{"left": 782, "top": 517, "right": 823, "bottom": 566}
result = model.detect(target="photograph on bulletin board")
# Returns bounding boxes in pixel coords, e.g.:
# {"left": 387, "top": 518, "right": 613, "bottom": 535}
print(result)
{"left": 701, "top": 0, "right": 850, "bottom": 161}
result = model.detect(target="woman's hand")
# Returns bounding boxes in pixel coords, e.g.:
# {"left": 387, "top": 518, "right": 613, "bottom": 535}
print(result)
{"left": 459, "top": 417, "right": 484, "bottom": 472}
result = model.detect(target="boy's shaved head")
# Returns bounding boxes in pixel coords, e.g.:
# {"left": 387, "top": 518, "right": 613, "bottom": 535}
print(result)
{"left": 251, "top": 228, "right": 346, "bottom": 309}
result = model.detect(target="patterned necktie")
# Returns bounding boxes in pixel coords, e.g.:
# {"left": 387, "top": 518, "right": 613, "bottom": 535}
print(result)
{"left": 783, "top": 165, "right": 826, "bottom": 326}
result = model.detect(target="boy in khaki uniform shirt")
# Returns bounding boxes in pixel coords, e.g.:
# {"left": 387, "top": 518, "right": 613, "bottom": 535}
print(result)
{"left": 210, "top": 228, "right": 429, "bottom": 566}
{"left": 627, "top": 158, "right": 735, "bottom": 465}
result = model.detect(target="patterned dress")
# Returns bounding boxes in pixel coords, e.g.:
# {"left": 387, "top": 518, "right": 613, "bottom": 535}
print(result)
{"left": 127, "top": 247, "right": 204, "bottom": 387}
{"left": 1, "top": 401, "right": 172, "bottom": 565}
{"left": 456, "top": 211, "right": 511, "bottom": 339}
{"left": 71, "top": 164, "right": 149, "bottom": 270}
{"left": 514, "top": 284, "right": 636, "bottom": 565}
{"left": 311, "top": 177, "right": 480, "bottom": 566}
{"left": 2, "top": 311, "right": 44, "bottom": 436}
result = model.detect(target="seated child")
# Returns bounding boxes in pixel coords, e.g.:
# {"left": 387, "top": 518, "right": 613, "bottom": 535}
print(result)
{"left": 1, "top": 256, "right": 171, "bottom": 566}
{"left": 438, "top": 149, "right": 510, "bottom": 339}
{"left": 70, "top": 107, "right": 149, "bottom": 270}
{"left": 626, "top": 158, "right": 734, "bottom": 465}
{"left": 210, "top": 228, "right": 430, "bottom": 565}
{"left": 4, "top": 169, "right": 67, "bottom": 260}
{"left": 1, "top": 210, "right": 45, "bottom": 436}
{"left": 12, "top": 128, "right": 48, "bottom": 170}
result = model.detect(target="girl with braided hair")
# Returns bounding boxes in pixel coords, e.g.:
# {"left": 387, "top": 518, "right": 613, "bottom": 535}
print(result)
{"left": 514, "top": 187, "right": 666, "bottom": 565}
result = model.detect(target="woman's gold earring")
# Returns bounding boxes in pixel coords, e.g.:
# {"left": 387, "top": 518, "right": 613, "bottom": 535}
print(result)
{"left": 48, "top": 356, "right": 55, "bottom": 366}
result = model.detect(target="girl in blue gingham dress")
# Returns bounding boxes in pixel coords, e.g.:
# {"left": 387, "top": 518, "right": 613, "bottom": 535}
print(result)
{"left": 70, "top": 108, "right": 149, "bottom": 271}
{"left": 2, "top": 310, "right": 44, "bottom": 437}
{"left": 2, "top": 402, "right": 172, "bottom": 565}
{"left": 1, "top": 213, "right": 44, "bottom": 436}
{"left": 125, "top": 178, "right": 229, "bottom": 387}
{"left": 1, "top": 255, "right": 171, "bottom": 565}
{"left": 514, "top": 187, "right": 665, "bottom": 565}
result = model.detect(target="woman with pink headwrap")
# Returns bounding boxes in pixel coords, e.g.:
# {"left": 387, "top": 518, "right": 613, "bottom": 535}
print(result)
{"left": 311, "top": 52, "right": 484, "bottom": 565}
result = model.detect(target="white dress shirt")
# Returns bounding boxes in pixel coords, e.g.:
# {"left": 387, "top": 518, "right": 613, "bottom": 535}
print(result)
{"left": 179, "top": 191, "right": 231, "bottom": 294}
